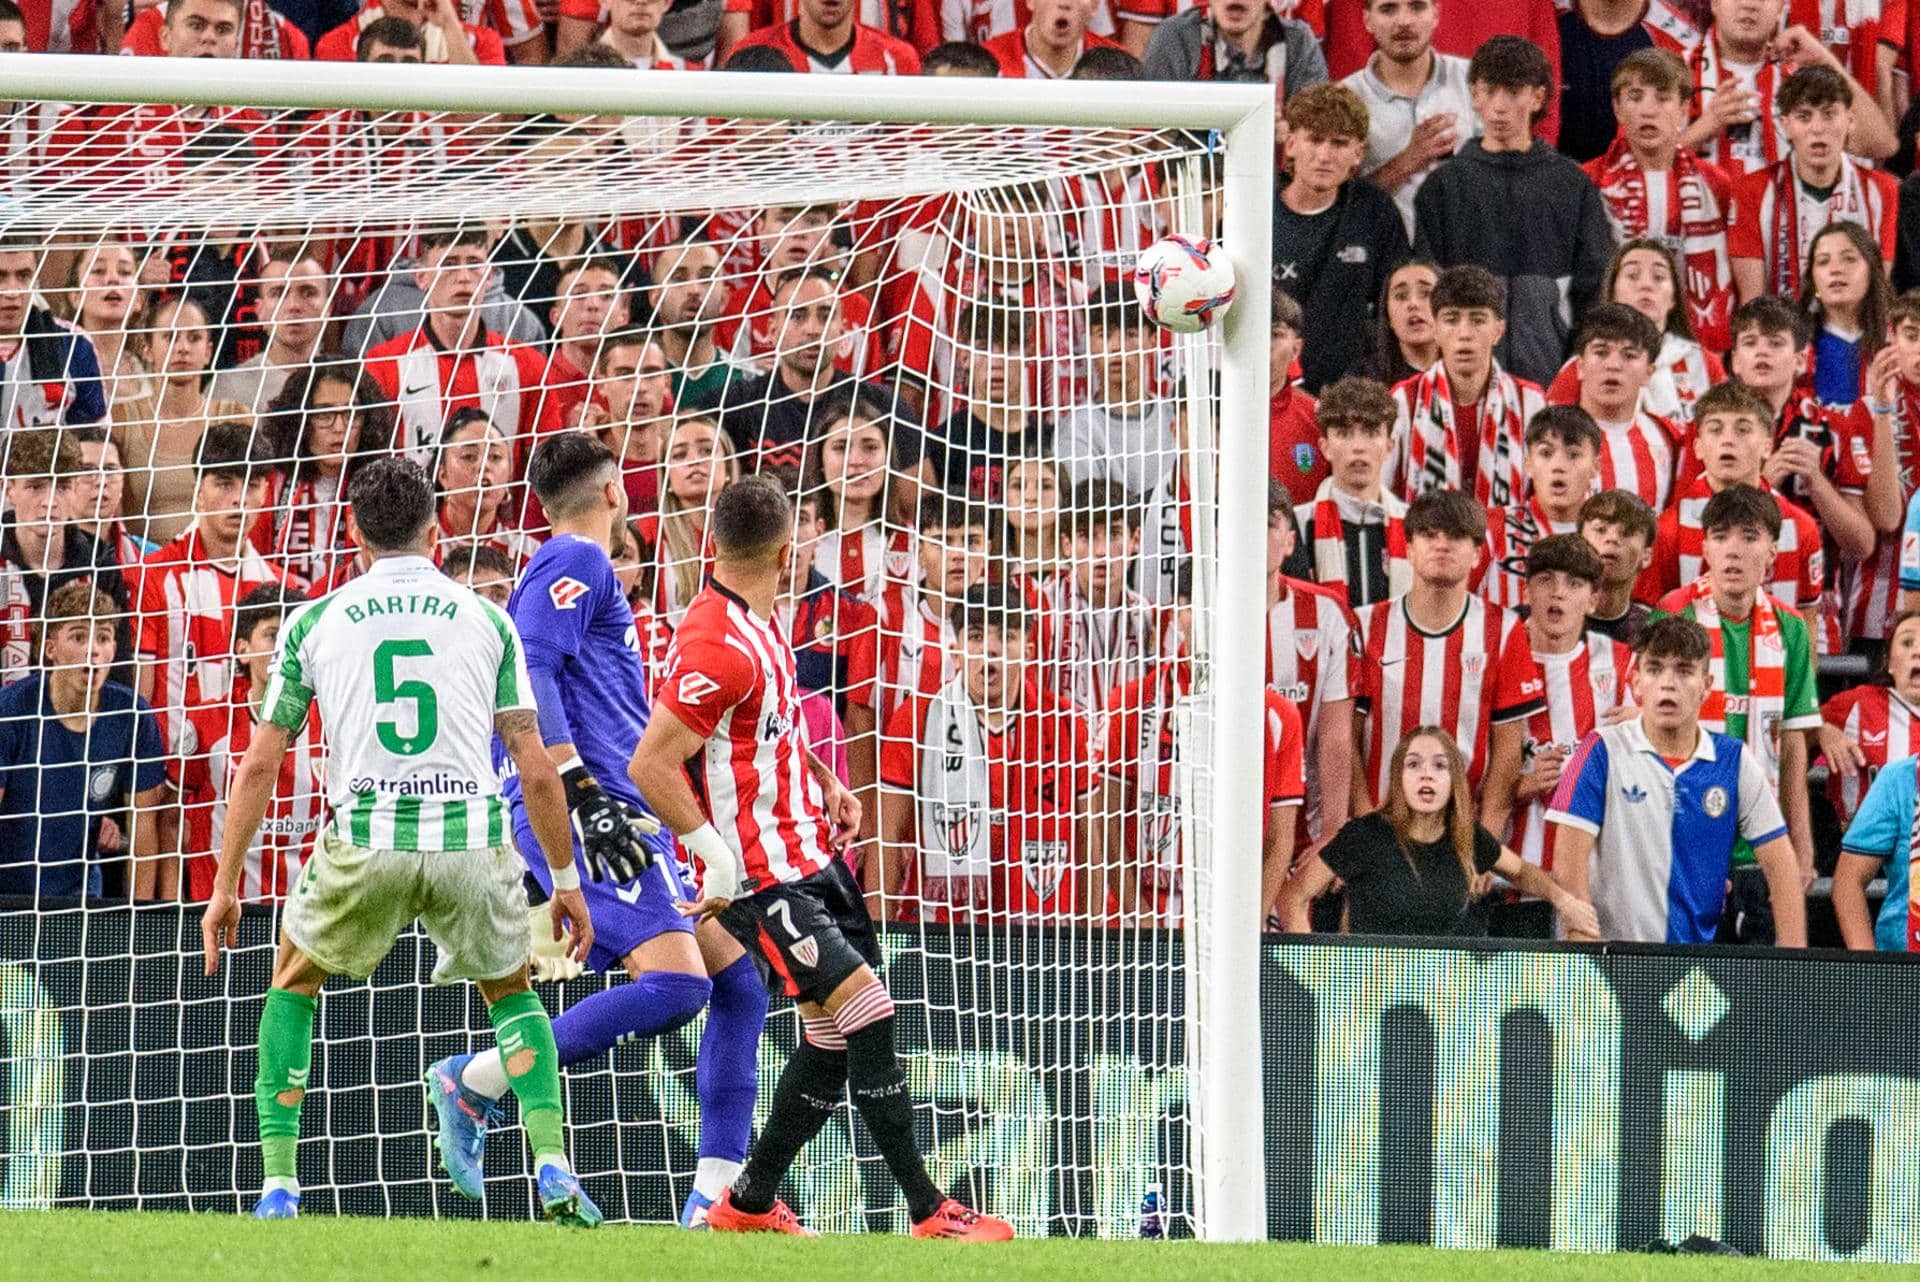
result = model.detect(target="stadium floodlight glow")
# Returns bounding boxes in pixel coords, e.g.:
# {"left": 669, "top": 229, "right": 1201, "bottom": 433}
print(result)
{"left": 0, "top": 51, "right": 1272, "bottom": 1243}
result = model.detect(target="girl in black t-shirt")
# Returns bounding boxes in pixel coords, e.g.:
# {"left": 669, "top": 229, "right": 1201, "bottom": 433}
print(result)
{"left": 1276, "top": 726, "right": 1597, "bottom": 939}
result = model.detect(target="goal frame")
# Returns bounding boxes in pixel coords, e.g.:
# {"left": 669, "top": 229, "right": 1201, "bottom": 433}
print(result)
{"left": 0, "top": 52, "right": 1275, "bottom": 1242}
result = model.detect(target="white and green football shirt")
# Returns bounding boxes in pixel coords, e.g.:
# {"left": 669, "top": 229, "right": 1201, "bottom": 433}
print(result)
{"left": 262, "top": 554, "right": 534, "bottom": 852}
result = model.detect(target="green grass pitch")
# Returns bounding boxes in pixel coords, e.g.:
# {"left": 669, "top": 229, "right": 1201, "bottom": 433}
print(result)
{"left": 3, "top": 1212, "right": 1905, "bottom": 1282}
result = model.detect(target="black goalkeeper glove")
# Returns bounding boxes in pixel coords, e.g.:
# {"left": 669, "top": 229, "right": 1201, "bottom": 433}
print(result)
{"left": 561, "top": 765, "right": 654, "bottom": 883}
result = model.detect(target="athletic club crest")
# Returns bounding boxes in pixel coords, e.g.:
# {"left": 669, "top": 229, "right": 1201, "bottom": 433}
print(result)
{"left": 1593, "top": 669, "right": 1614, "bottom": 702}
{"left": 1295, "top": 632, "right": 1319, "bottom": 661}
{"left": 791, "top": 935, "right": 819, "bottom": 969}
{"left": 1463, "top": 653, "right": 1486, "bottom": 678}
{"left": 937, "top": 802, "right": 977, "bottom": 860}
{"left": 1702, "top": 785, "right": 1729, "bottom": 819}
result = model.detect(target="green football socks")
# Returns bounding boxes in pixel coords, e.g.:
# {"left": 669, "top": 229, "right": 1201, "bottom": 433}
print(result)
{"left": 254, "top": 987, "right": 317, "bottom": 1184}
{"left": 488, "top": 990, "right": 569, "bottom": 1170}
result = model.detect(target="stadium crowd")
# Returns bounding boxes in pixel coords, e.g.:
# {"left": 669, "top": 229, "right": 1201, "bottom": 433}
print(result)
{"left": 2, "top": 0, "right": 1920, "bottom": 953}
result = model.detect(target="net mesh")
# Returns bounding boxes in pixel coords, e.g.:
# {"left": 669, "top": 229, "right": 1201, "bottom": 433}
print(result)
{"left": 0, "top": 91, "right": 1246, "bottom": 1237}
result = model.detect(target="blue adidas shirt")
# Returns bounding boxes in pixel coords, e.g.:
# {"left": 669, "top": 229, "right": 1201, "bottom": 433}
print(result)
{"left": 1838, "top": 755, "right": 1918, "bottom": 952}
{"left": 0, "top": 676, "right": 166, "bottom": 899}
{"left": 497, "top": 535, "right": 669, "bottom": 856}
{"left": 1548, "top": 719, "right": 1787, "bottom": 944}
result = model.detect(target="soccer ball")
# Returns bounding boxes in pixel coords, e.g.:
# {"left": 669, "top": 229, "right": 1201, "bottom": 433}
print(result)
{"left": 1132, "top": 234, "right": 1236, "bottom": 334}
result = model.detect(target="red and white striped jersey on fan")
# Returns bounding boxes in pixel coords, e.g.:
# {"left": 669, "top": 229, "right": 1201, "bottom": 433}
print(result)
{"left": 1052, "top": 167, "right": 1168, "bottom": 281}
{"left": 1475, "top": 499, "right": 1579, "bottom": 612}
{"left": 878, "top": 597, "right": 958, "bottom": 729}
{"left": 655, "top": 581, "right": 836, "bottom": 892}
{"left": 1642, "top": 478, "right": 1825, "bottom": 628}
{"left": 178, "top": 681, "right": 327, "bottom": 903}
{"left": 1843, "top": 386, "right": 1920, "bottom": 642}
{"left": 1509, "top": 634, "right": 1633, "bottom": 870}
{"left": 1032, "top": 572, "right": 1171, "bottom": 715}
{"left": 1265, "top": 579, "right": 1359, "bottom": 844}
{"left": 1100, "top": 660, "right": 1304, "bottom": 927}
{"left": 1821, "top": 684, "right": 1920, "bottom": 825}
{"left": 127, "top": 532, "right": 286, "bottom": 752}
{"left": 1595, "top": 410, "right": 1681, "bottom": 511}
{"left": 1358, "top": 595, "right": 1544, "bottom": 802}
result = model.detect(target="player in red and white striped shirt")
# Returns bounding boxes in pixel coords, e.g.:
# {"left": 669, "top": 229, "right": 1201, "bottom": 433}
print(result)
{"left": 1358, "top": 490, "right": 1543, "bottom": 806}
{"left": 1479, "top": 536, "right": 1633, "bottom": 926}
{"left": 178, "top": 585, "right": 325, "bottom": 903}
{"left": 1105, "top": 560, "right": 1304, "bottom": 927}
{"left": 1641, "top": 381, "right": 1826, "bottom": 628}
{"left": 1820, "top": 610, "right": 1920, "bottom": 826}
{"left": 1572, "top": 303, "right": 1682, "bottom": 512}
{"left": 1474, "top": 406, "right": 1600, "bottom": 611}
{"left": 127, "top": 423, "right": 285, "bottom": 754}
{"left": 631, "top": 475, "right": 1011, "bottom": 1241}
{"left": 1264, "top": 486, "right": 1358, "bottom": 855}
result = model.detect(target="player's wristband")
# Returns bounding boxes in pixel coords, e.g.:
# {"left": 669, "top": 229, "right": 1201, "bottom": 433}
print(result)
{"left": 559, "top": 760, "right": 597, "bottom": 807}
{"left": 549, "top": 860, "right": 582, "bottom": 892}
{"left": 1870, "top": 400, "right": 1900, "bottom": 416}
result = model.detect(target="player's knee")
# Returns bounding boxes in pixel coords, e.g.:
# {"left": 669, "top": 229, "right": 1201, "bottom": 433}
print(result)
{"left": 830, "top": 980, "right": 894, "bottom": 1041}
{"left": 647, "top": 970, "right": 713, "bottom": 1030}
{"left": 709, "top": 954, "right": 768, "bottom": 1021}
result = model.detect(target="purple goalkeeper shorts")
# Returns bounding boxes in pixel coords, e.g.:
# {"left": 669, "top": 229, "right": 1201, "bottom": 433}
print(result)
{"left": 512, "top": 807, "right": 693, "bottom": 973}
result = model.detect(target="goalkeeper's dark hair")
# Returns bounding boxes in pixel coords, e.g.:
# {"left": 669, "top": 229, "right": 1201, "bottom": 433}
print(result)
{"left": 528, "top": 429, "right": 619, "bottom": 519}
{"left": 711, "top": 474, "right": 794, "bottom": 560}
{"left": 349, "top": 457, "right": 437, "bottom": 553}
{"left": 196, "top": 421, "right": 267, "bottom": 484}
{"left": 949, "top": 580, "right": 1029, "bottom": 638}
{"left": 233, "top": 583, "right": 305, "bottom": 649}
{"left": 355, "top": 15, "right": 422, "bottom": 59}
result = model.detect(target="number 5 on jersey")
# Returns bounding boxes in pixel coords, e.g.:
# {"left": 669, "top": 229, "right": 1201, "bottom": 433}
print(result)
{"left": 374, "top": 639, "right": 438, "bottom": 756}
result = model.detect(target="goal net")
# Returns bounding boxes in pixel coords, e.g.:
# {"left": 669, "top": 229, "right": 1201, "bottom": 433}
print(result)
{"left": 0, "top": 59, "right": 1271, "bottom": 1240}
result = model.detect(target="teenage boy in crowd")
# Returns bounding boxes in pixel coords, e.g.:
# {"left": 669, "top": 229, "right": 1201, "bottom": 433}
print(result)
{"left": 0, "top": 581, "right": 168, "bottom": 900}
{"left": 1357, "top": 489, "right": 1542, "bottom": 808}
{"left": 1387, "top": 264, "right": 1544, "bottom": 510}
{"left": 1475, "top": 406, "right": 1602, "bottom": 611}
{"left": 1583, "top": 48, "right": 1736, "bottom": 350}
{"left": 1568, "top": 302, "right": 1682, "bottom": 512}
{"left": 1268, "top": 293, "right": 1326, "bottom": 507}
{"left": 1728, "top": 64, "right": 1898, "bottom": 301}
{"left": 1546, "top": 615, "right": 1806, "bottom": 946}
{"left": 1480, "top": 534, "right": 1633, "bottom": 936}
{"left": 1679, "top": 0, "right": 1894, "bottom": 178}
{"left": 1295, "top": 375, "right": 1409, "bottom": 610}
{"left": 1640, "top": 382, "right": 1827, "bottom": 629}
{"left": 1270, "top": 83, "right": 1410, "bottom": 393}
{"left": 1104, "top": 557, "right": 1305, "bottom": 926}
{"left": 1579, "top": 489, "right": 1658, "bottom": 645}
{"left": 1059, "top": 282, "right": 1176, "bottom": 498}
{"left": 1413, "top": 36, "right": 1613, "bottom": 385}
{"left": 1034, "top": 480, "right": 1168, "bottom": 716}
{"left": 1651, "top": 485, "right": 1821, "bottom": 940}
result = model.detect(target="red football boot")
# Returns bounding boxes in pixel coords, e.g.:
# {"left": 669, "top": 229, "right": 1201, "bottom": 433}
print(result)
{"left": 910, "top": 1199, "right": 1015, "bottom": 1240}
{"left": 705, "top": 1189, "right": 817, "bottom": 1236}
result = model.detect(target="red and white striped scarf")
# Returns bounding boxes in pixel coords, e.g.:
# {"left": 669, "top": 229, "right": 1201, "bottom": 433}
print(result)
{"left": 242, "top": 0, "right": 285, "bottom": 57}
{"left": 1909, "top": 789, "right": 1920, "bottom": 949}
{"left": 1845, "top": 381, "right": 1920, "bottom": 641}
{"left": 1673, "top": 476, "right": 1812, "bottom": 607}
{"left": 1308, "top": 478, "right": 1409, "bottom": 605}
{"left": 1760, "top": 154, "right": 1886, "bottom": 296}
{"left": 1397, "top": 359, "right": 1533, "bottom": 508}
{"left": 1589, "top": 134, "right": 1735, "bottom": 351}
{"left": 269, "top": 474, "right": 350, "bottom": 594}
{"left": 1687, "top": 35, "right": 1784, "bottom": 173}
{"left": 1692, "top": 578, "right": 1788, "bottom": 783}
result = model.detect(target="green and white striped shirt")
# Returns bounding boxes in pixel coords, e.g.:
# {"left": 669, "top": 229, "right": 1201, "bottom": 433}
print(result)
{"left": 263, "top": 554, "right": 535, "bottom": 852}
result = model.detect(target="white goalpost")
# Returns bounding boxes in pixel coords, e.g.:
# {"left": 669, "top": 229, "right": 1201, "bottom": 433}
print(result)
{"left": 0, "top": 54, "right": 1272, "bottom": 1241}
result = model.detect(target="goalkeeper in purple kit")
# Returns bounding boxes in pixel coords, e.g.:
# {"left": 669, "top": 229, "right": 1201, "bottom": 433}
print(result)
{"left": 425, "top": 431, "right": 768, "bottom": 1229}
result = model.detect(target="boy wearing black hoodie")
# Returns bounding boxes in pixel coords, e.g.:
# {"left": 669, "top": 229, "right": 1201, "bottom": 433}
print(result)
{"left": 1412, "top": 35, "right": 1613, "bottom": 387}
